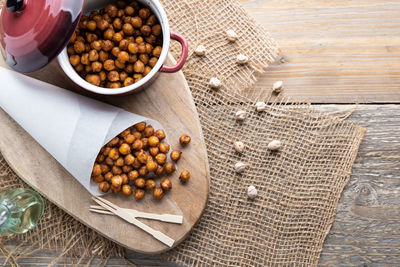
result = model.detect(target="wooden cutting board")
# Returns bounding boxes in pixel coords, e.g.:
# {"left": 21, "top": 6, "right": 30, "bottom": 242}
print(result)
{"left": 0, "top": 55, "right": 210, "bottom": 254}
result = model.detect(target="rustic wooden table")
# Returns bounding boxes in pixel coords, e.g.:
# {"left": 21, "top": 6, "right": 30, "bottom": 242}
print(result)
{"left": 1, "top": 0, "right": 400, "bottom": 266}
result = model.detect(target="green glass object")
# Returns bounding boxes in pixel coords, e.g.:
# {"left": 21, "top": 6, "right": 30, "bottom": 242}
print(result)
{"left": 0, "top": 188, "right": 44, "bottom": 236}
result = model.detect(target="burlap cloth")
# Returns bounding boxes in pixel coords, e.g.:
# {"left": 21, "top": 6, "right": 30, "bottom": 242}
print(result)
{"left": 0, "top": 0, "right": 366, "bottom": 266}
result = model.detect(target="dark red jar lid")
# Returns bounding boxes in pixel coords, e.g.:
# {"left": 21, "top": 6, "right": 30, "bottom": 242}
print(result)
{"left": 0, "top": 0, "right": 84, "bottom": 73}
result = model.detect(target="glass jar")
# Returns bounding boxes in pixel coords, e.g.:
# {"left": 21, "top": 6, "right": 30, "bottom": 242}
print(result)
{"left": 0, "top": 188, "right": 44, "bottom": 236}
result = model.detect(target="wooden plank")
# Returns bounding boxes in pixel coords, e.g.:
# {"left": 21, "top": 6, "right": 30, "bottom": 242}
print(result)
{"left": 0, "top": 54, "right": 210, "bottom": 254}
{"left": 239, "top": 0, "right": 400, "bottom": 103}
{"left": 3, "top": 104, "right": 397, "bottom": 266}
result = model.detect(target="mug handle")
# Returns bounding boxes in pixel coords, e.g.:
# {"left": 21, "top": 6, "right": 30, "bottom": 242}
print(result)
{"left": 160, "top": 31, "right": 188, "bottom": 73}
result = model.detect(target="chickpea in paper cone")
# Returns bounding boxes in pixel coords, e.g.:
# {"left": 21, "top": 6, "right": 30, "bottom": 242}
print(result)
{"left": 0, "top": 68, "right": 169, "bottom": 196}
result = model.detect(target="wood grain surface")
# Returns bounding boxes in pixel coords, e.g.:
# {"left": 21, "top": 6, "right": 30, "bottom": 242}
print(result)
{"left": 0, "top": 55, "right": 210, "bottom": 254}
{"left": 239, "top": 0, "right": 400, "bottom": 103}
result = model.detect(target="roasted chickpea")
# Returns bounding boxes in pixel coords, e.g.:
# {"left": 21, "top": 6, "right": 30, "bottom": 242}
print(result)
{"left": 112, "top": 166, "right": 123, "bottom": 175}
{"left": 134, "top": 188, "right": 145, "bottom": 200}
{"left": 113, "top": 18, "right": 123, "bottom": 30}
{"left": 153, "top": 46, "right": 162, "bottom": 58}
{"left": 145, "top": 179, "right": 156, "bottom": 191}
{"left": 76, "top": 35, "right": 85, "bottom": 42}
{"left": 79, "top": 17, "right": 88, "bottom": 29}
{"left": 92, "top": 14, "right": 102, "bottom": 22}
{"left": 115, "top": 59, "right": 125, "bottom": 69}
{"left": 85, "top": 43, "right": 91, "bottom": 52}
{"left": 145, "top": 34, "right": 157, "bottom": 44}
{"left": 118, "top": 51, "right": 130, "bottom": 63}
{"left": 122, "top": 185, "right": 133, "bottom": 196}
{"left": 132, "top": 139, "right": 143, "bottom": 150}
{"left": 80, "top": 53, "right": 89, "bottom": 65}
{"left": 108, "top": 71, "right": 120, "bottom": 82}
{"left": 155, "top": 153, "right": 167, "bottom": 165}
{"left": 121, "top": 174, "right": 129, "bottom": 185}
{"left": 139, "top": 8, "right": 151, "bottom": 19}
{"left": 160, "top": 178, "right": 172, "bottom": 191}
{"left": 132, "top": 158, "right": 141, "bottom": 169}
{"left": 138, "top": 43, "right": 146, "bottom": 53}
{"left": 143, "top": 66, "right": 152, "bottom": 76}
{"left": 104, "top": 172, "right": 113, "bottom": 182}
{"left": 68, "top": 45, "right": 76, "bottom": 55}
{"left": 123, "top": 77, "right": 134, "bottom": 87}
{"left": 99, "top": 71, "right": 107, "bottom": 82}
{"left": 86, "top": 33, "right": 98, "bottom": 43}
{"left": 111, "top": 185, "right": 121, "bottom": 194}
{"left": 149, "top": 57, "right": 158, "bottom": 68}
{"left": 123, "top": 154, "right": 135, "bottom": 166}
{"left": 139, "top": 54, "right": 149, "bottom": 65}
{"left": 88, "top": 50, "right": 99, "bottom": 61}
{"left": 70, "top": 55, "right": 81, "bottom": 66}
{"left": 125, "top": 64, "right": 134, "bottom": 73}
{"left": 135, "top": 36, "right": 144, "bottom": 44}
{"left": 100, "top": 164, "right": 110, "bottom": 173}
{"left": 75, "top": 63, "right": 84, "bottom": 72}
{"left": 101, "top": 40, "right": 114, "bottom": 51}
{"left": 107, "top": 137, "right": 119, "bottom": 147}
{"left": 143, "top": 126, "right": 154, "bottom": 137}
{"left": 155, "top": 165, "right": 164, "bottom": 176}
{"left": 170, "top": 150, "right": 182, "bottom": 162}
{"left": 99, "top": 50, "right": 109, "bottom": 62}
{"left": 125, "top": 6, "right": 135, "bottom": 16}
{"left": 128, "top": 42, "right": 139, "bottom": 54}
{"left": 138, "top": 165, "right": 149, "bottom": 176}
{"left": 137, "top": 150, "right": 148, "bottom": 164}
{"left": 119, "top": 39, "right": 130, "bottom": 50}
{"left": 92, "top": 174, "right": 104, "bottom": 183}
{"left": 135, "top": 122, "right": 146, "bottom": 131}
{"left": 146, "top": 14, "right": 157, "bottom": 26}
{"left": 103, "top": 13, "right": 112, "bottom": 23}
{"left": 131, "top": 16, "right": 142, "bottom": 28}
{"left": 99, "top": 181, "right": 111, "bottom": 192}
{"left": 159, "top": 142, "right": 170, "bottom": 153}
{"left": 91, "top": 61, "right": 102, "bottom": 72}
{"left": 122, "top": 23, "right": 134, "bottom": 35}
{"left": 97, "top": 19, "right": 109, "bottom": 31}
{"left": 122, "top": 165, "right": 133, "bottom": 173}
{"left": 97, "top": 154, "right": 105, "bottom": 163}
{"left": 152, "top": 24, "right": 162, "bottom": 36}
{"left": 131, "top": 60, "right": 144, "bottom": 73}
{"left": 149, "top": 147, "right": 159, "bottom": 157}
{"left": 104, "top": 28, "right": 115, "bottom": 40}
{"left": 180, "top": 170, "right": 191, "bottom": 183}
{"left": 147, "top": 136, "right": 159, "bottom": 147}
{"left": 108, "top": 82, "right": 122, "bottom": 88}
{"left": 86, "top": 74, "right": 101, "bottom": 86}
{"left": 124, "top": 134, "right": 135, "bottom": 144}
{"left": 74, "top": 41, "right": 85, "bottom": 54}
{"left": 119, "top": 143, "right": 131, "bottom": 155}
{"left": 112, "top": 32, "right": 123, "bottom": 43}
{"left": 140, "top": 25, "right": 151, "bottom": 36}
{"left": 108, "top": 148, "right": 120, "bottom": 160}
{"left": 180, "top": 134, "right": 191, "bottom": 145}
{"left": 117, "top": 9, "right": 124, "bottom": 18}
{"left": 106, "top": 4, "right": 118, "bottom": 17}
{"left": 164, "top": 162, "right": 176, "bottom": 175}
{"left": 153, "top": 129, "right": 165, "bottom": 140}
{"left": 128, "top": 170, "right": 139, "bottom": 181}
{"left": 141, "top": 137, "right": 149, "bottom": 149}
{"left": 92, "top": 163, "right": 102, "bottom": 176}
{"left": 146, "top": 160, "right": 158, "bottom": 172}
{"left": 134, "top": 177, "right": 146, "bottom": 188}
{"left": 153, "top": 188, "right": 164, "bottom": 200}
{"left": 85, "top": 65, "right": 93, "bottom": 73}
{"left": 111, "top": 175, "right": 123, "bottom": 187}
{"left": 105, "top": 157, "right": 114, "bottom": 166}
{"left": 111, "top": 47, "right": 120, "bottom": 58}
{"left": 87, "top": 20, "right": 97, "bottom": 31}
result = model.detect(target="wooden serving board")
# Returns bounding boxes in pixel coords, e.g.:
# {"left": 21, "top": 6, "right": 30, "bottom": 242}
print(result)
{"left": 0, "top": 55, "right": 210, "bottom": 254}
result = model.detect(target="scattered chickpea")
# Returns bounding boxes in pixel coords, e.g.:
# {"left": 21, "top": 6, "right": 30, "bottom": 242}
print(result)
{"left": 128, "top": 170, "right": 139, "bottom": 181}
{"left": 164, "top": 162, "right": 176, "bottom": 175}
{"left": 145, "top": 179, "right": 156, "bottom": 191}
{"left": 149, "top": 147, "right": 159, "bottom": 157}
{"left": 154, "top": 129, "right": 166, "bottom": 140}
{"left": 153, "top": 188, "right": 164, "bottom": 200}
{"left": 134, "top": 178, "right": 146, "bottom": 188}
{"left": 180, "top": 170, "right": 191, "bottom": 183}
{"left": 111, "top": 175, "right": 123, "bottom": 187}
{"left": 99, "top": 181, "right": 111, "bottom": 193}
{"left": 160, "top": 178, "right": 172, "bottom": 191}
{"left": 180, "top": 134, "right": 191, "bottom": 146}
{"left": 122, "top": 185, "right": 133, "bottom": 196}
{"left": 146, "top": 160, "right": 158, "bottom": 172}
{"left": 135, "top": 188, "right": 145, "bottom": 200}
{"left": 148, "top": 136, "right": 159, "bottom": 147}
{"left": 170, "top": 150, "right": 182, "bottom": 162}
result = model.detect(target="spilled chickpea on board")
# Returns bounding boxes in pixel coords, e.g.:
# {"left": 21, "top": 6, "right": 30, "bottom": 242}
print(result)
{"left": 92, "top": 122, "right": 191, "bottom": 201}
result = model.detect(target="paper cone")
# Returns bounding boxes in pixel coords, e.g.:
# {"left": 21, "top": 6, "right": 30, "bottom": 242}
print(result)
{"left": 0, "top": 68, "right": 165, "bottom": 195}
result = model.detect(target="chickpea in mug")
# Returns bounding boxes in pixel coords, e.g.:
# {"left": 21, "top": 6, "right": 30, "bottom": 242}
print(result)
{"left": 68, "top": 1, "right": 163, "bottom": 89}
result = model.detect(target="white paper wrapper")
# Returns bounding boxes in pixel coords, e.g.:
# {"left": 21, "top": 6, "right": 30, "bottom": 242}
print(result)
{"left": 0, "top": 68, "right": 164, "bottom": 195}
